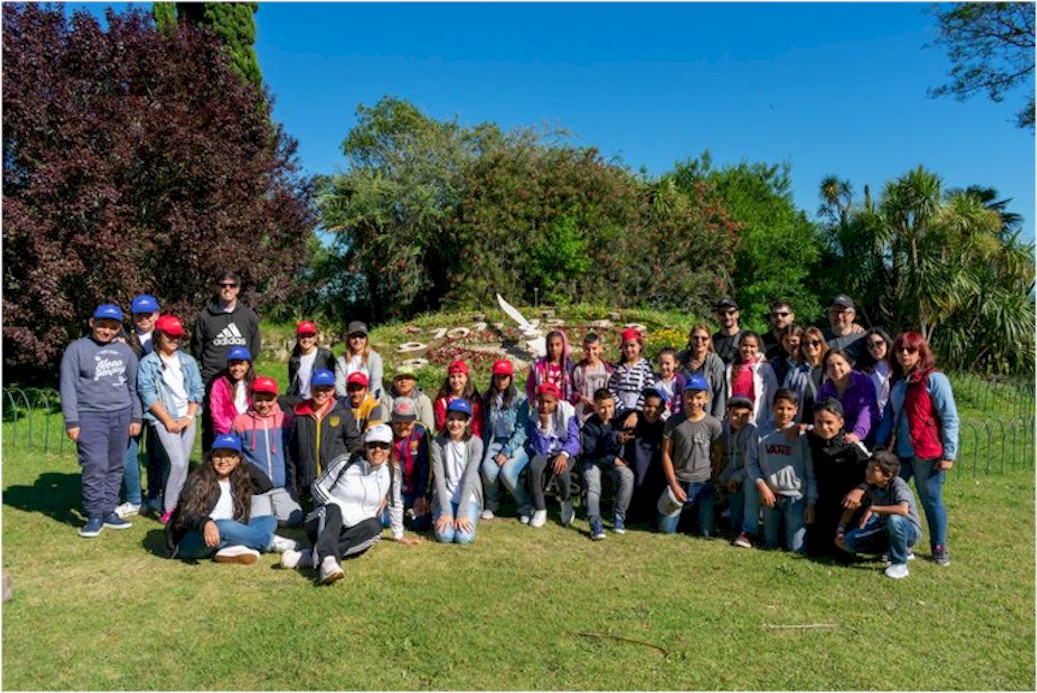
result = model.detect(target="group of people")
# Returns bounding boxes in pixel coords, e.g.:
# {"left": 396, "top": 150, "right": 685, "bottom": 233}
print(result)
{"left": 59, "top": 270, "right": 960, "bottom": 585}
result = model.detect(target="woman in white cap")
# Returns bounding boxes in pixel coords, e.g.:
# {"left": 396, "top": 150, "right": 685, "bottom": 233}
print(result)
{"left": 334, "top": 320, "right": 384, "bottom": 401}
{"left": 281, "top": 423, "right": 422, "bottom": 585}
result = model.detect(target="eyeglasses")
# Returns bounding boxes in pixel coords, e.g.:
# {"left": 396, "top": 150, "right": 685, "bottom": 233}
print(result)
{"left": 867, "top": 340, "right": 886, "bottom": 348}
{"left": 691, "top": 336, "right": 709, "bottom": 342}
{"left": 365, "top": 442, "right": 391, "bottom": 450}
{"left": 805, "top": 340, "right": 823, "bottom": 347}
{"left": 217, "top": 282, "right": 238, "bottom": 289}
{"left": 770, "top": 311, "right": 791, "bottom": 318}
{"left": 896, "top": 346, "right": 919, "bottom": 354}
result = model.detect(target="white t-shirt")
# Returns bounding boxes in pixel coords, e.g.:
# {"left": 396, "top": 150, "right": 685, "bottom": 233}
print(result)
{"left": 297, "top": 350, "right": 317, "bottom": 399}
{"left": 211, "top": 480, "right": 234, "bottom": 520}
{"left": 159, "top": 352, "right": 189, "bottom": 418}
{"left": 871, "top": 361, "right": 892, "bottom": 414}
{"left": 137, "top": 329, "right": 153, "bottom": 352}
{"left": 345, "top": 354, "right": 365, "bottom": 378}
{"left": 444, "top": 440, "right": 469, "bottom": 505}
{"left": 234, "top": 380, "right": 249, "bottom": 416}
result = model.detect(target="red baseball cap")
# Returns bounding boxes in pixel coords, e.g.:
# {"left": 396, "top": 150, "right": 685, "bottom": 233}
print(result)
{"left": 537, "top": 382, "right": 562, "bottom": 399}
{"left": 296, "top": 320, "right": 317, "bottom": 335}
{"left": 620, "top": 328, "right": 642, "bottom": 342}
{"left": 447, "top": 360, "right": 469, "bottom": 375}
{"left": 155, "top": 315, "right": 185, "bottom": 337}
{"left": 252, "top": 376, "right": 278, "bottom": 395}
{"left": 347, "top": 371, "right": 369, "bottom": 388}
{"left": 492, "top": 359, "right": 514, "bottom": 376}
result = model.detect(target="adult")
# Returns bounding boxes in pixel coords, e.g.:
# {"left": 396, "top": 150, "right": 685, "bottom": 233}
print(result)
{"left": 856, "top": 327, "right": 894, "bottom": 414}
{"left": 334, "top": 321, "right": 384, "bottom": 402}
{"left": 284, "top": 320, "right": 335, "bottom": 409}
{"left": 816, "top": 348, "right": 880, "bottom": 449}
{"left": 379, "top": 364, "right": 435, "bottom": 432}
{"left": 820, "top": 293, "right": 865, "bottom": 363}
{"left": 784, "top": 327, "right": 827, "bottom": 424}
{"left": 711, "top": 298, "right": 743, "bottom": 366}
{"left": 191, "top": 269, "right": 261, "bottom": 449}
{"left": 770, "top": 325, "right": 804, "bottom": 387}
{"left": 117, "top": 293, "right": 161, "bottom": 518}
{"left": 871, "top": 332, "right": 959, "bottom": 567}
{"left": 761, "top": 300, "right": 795, "bottom": 361}
{"left": 677, "top": 324, "right": 726, "bottom": 419}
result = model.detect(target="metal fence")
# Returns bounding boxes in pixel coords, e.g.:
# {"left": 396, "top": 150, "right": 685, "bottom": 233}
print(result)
{"left": 3, "top": 383, "right": 1034, "bottom": 477}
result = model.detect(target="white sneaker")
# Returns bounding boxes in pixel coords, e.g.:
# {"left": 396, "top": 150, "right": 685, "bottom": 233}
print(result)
{"left": 480, "top": 509, "right": 495, "bottom": 520}
{"left": 560, "top": 500, "right": 574, "bottom": 527}
{"left": 115, "top": 502, "right": 141, "bottom": 518}
{"left": 269, "top": 535, "right": 302, "bottom": 553}
{"left": 280, "top": 548, "right": 312, "bottom": 569}
{"left": 319, "top": 556, "right": 345, "bottom": 585}
{"left": 214, "top": 545, "right": 260, "bottom": 565}
{"left": 519, "top": 514, "right": 530, "bottom": 525}
{"left": 529, "top": 509, "right": 547, "bottom": 528}
{"left": 884, "top": 563, "right": 910, "bottom": 579}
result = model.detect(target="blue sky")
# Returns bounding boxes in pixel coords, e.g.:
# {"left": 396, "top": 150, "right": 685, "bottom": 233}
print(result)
{"left": 73, "top": 2, "right": 1036, "bottom": 241}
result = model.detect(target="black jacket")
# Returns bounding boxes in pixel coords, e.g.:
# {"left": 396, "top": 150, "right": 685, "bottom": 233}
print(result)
{"left": 286, "top": 398, "right": 362, "bottom": 496}
{"left": 581, "top": 413, "right": 627, "bottom": 468}
{"left": 286, "top": 346, "right": 336, "bottom": 397}
{"left": 191, "top": 297, "right": 261, "bottom": 384}
{"left": 807, "top": 430, "right": 869, "bottom": 500}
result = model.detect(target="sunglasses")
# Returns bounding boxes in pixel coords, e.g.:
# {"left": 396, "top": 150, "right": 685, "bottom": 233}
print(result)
{"left": 348, "top": 334, "right": 366, "bottom": 340}
{"left": 718, "top": 308, "right": 738, "bottom": 316}
{"left": 365, "top": 442, "right": 391, "bottom": 450}
{"left": 770, "top": 311, "right": 791, "bottom": 318}
{"left": 896, "top": 346, "right": 919, "bottom": 354}
{"left": 805, "top": 340, "right": 823, "bottom": 347}
{"left": 691, "top": 335, "right": 709, "bottom": 342}
{"left": 867, "top": 340, "right": 886, "bottom": 348}
{"left": 217, "top": 282, "right": 238, "bottom": 289}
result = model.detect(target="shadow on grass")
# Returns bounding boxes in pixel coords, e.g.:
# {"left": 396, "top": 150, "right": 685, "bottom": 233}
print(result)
{"left": 142, "top": 528, "right": 171, "bottom": 559}
{"left": 2, "top": 471, "right": 81, "bottom": 526}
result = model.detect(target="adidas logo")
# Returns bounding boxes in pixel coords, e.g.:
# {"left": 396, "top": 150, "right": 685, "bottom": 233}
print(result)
{"left": 213, "top": 323, "right": 247, "bottom": 347}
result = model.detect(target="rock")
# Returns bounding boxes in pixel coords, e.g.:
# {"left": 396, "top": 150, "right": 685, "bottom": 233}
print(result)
{"left": 404, "top": 325, "right": 423, "bottom": 334}
{"left": 539, "top": 309, "right": 556, "bottom": 319}
{"left": 400, "top": 358, "right": 429, "bottom": 369}
{"left": 472, "top": 322, "right": 487, "bottom": 332}
{"left": 608, "top": 312, "right": 622, "bottom": 321}
{"left": 397, "top": 342, "right": 428, "bottom": 353}
{"left": 589, "top": 319, "right": 613, "bottom": 329}
{"left": 446, "top": 327, "right": 471, "bottom": 339}
{"left": 429, "top": 328, "right": 448, "bottom": 340}
{"left": 471, "top": 313, "right": 486, "bottom": 321}
{"left": 544, "top": 318, "right": 566, "bottom": 328}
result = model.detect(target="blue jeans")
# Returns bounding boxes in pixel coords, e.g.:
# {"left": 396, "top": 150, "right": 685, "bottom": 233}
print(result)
{"left": 844, "top": 514, "right": 919, "bottom": 565}
{"left": 481, "top": 438, "right": 531, "bottom": 515}
{"left": 658, "top": 481, "right": 714, "bottom": 536}
{"left": 761, "top": 495, "right": 807, "bottom": 552}
{"left": 381, "top": 492, "right": 432, "bottom": 531}
{"left": 433, "top": 499, "right": 480, "bottom": 545}
{"left": 122, "top": 428, "right": 143, "bottom": 506}
{"left": 177, "top": 516, "right": 277, "bottom": 559}
{"left": 899, "top": 456, "right": 948, "bottom": 550}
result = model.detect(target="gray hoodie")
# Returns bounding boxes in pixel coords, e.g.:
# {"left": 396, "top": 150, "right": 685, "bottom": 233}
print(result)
{"left": 430, "top": 435, "right": 484, "bottom": 516}
{"left": 745, "top": 424, "right": 817, "bottom": 503}
{"left": 60, "top": 336, "right": 142, "bottom": 429}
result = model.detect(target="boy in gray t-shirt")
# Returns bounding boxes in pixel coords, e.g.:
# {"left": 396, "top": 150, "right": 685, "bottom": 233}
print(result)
{"left": 657, "top": 375, "right": 723, "bottom": 536}
{"left": 836, "top": 451, "right": 921, "bottom": 579}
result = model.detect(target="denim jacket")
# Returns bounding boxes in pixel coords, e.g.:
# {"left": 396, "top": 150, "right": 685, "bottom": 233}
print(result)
{"left": 482, "top": 389, "right": 529, "bottom": 457}
{"left": 137, "top": 350, "right": 205, "bottom": 424}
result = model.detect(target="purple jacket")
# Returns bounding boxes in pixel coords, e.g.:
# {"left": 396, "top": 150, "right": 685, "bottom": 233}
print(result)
{"left": 525, "top": 399, "right": 581, "bottom": 459}
{"left": 817, "top": 370, "right": 880, "bottom": 446}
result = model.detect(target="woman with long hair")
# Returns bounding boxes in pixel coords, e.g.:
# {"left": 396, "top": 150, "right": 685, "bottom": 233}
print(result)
{"left": 816, "top": 348, "right": 880, "bottom": 448}
{"left": 783, "top": 327, "right": 828, "bottom": 424}
{"left": 678, "top": 324, "right": 727, "bottom": 419}
{"left": 856, "top": 327, "right": 894, "bottom": 413}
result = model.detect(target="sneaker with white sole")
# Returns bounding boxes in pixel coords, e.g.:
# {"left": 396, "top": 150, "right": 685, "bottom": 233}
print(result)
{"left": 612, "top": 515, "right": 626, "bottom": 534}
{"left": 280, "top": 548, "right": 312, "bottom": 569}
{"left": 78, "top": 517, "right": 104, "bottom": 538}
{"left": 590, "top": 517, "right": 605, "bottom": 541}
{"left": 529, "top": 509, "right": 547, "bottom": 528}
{"left": 115, "top": 502, "right": 141, "bottom": 518}
{"left": 884, "top": 563, "right": 910, "bottom": 579}
{"left": 932, "top": 545, "right": 950, "bottom": 567}
{"left": 269, "top": 535, "right": 302, "bottom": 553}
{"left": 560, "top": 500, "right": 574, "bottom": 527}
{"left": 214, "top": 545, "right": 260, "bottom": 565}
{"left": 733, "top": 532, "right": 753, "bottom": 549}
{"left": 480, "top": 509, "right": 495, "bottom": 520}
{"left": 319, "top": 556, "right": 345, "bottom": 585}
{"left": 103, "top": 512, "right": 132, "bottom": 530}
{"left": 519, "top": 514, "right": 530, "bottom": 525}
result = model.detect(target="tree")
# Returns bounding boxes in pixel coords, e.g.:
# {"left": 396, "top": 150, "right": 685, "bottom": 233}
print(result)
{"left": 928, "top": 2, "right": 1036, "bottom": 130}
{"left": 152, "top": 2, "right": 262, "bottom": 86}
{"left": 2, "top": 4, "right": 315, "bottom": 382}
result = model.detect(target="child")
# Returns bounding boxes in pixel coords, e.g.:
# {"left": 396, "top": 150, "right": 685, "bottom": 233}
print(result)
{"left": 836, "top": 451, "right": 921, "bottom": 579}
{"left": 117, "top": 293, "right": 160, "bottom": 518}
{"left": 525, "top": 382, "right": 581, "bottom": 528}
{"left": 480, "top": 359, "right": 532, "bottom": 522}
{"left": 231, "top": 376, "right": 303, "bottom": 527}
{"left": 626, "top": 388, "right": 667, "bottom": 524}
{"left": 283, "top": 424, "right": 422, "bottom": 585}
{"left": 380, "top": 364, "right": 435, "bottom": 431}
{"left": 285, "top": 320, "right": 336, "bottom": 408}
{"left": 136, "top": 315, "right": 205, "bottom": 525}
{"left": 716, "top": 396, "right": 756, "bottom": 536}
{"left": 433, "top": 360, "right": 483, "bottom": 439}
{"left": 286, "top": 368, "right": 362, "bottom": 504}
{"left": 166, "top": 434, "right": 299, "bottom": 564}
{"left": 430, "top": 399, "right": 485, "bottom": 544}
{"left": 724, "top": 331, "right": 779, "bottom": 428}
{"left": 735, "top": 389, "right": 816, "bottom": 552}
{"left": 60, "top": 304, "right": 143, "bottom": 537}
{"left": 806, "top": 397, "right": 870, "bottom": 559}
{"left": 570, "top": 333, "right": 614, "bottom": 425}
{"left": 343, "top": 371, "right": 384, "bottom": 432}
{"left": 388, "top": 397, "right": 432, "bottom": 531}
{"left": 657, "top": 375, "right": 723, "bottom": 537}
{"left": 209, "top": 345, "right": 255, "bottom": 437}
{"left": 609, "top": 328, "right": 657, "bottom": 417}
{"left": 526, "top": 329, "right": 575, "bottom": 406}
{"left": 334, "top": 320, "right": 384, "bottom": 401}
{"left": 580, "top": 388, "right": 635, "bottom": 540}
{"left": 654, "top": 347, "right": 686, "bottom": 420}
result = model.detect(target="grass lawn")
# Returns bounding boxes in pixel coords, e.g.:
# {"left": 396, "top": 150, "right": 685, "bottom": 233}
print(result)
{"left": 2, "top": 441, "right": 1034, "bottom": 690}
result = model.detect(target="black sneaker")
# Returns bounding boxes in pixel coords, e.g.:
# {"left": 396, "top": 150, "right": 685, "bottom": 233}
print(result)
{"left": 932, "top": 545, "right": 951, "bottom": 567}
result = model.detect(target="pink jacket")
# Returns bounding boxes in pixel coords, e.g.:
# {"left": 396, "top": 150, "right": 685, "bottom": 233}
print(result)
{"left": 210, "top": 376, "right": 251, "bottom": 435}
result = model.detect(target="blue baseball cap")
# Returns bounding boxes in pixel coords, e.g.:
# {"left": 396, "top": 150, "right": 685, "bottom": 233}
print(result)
{"left": 92, "top": 304, "right": 124, "bottom": 322}
{"left": 226, "top": 346, "right": 252, "bottom": 363}
{"left": 211, "top": 433, "right": 242, "bottom": 453}
{"left": 683, "top": 374, "right": 710, "bottom": 392}
{"left": 130, "top": 294, "right": 159, "bottom": 314}
{"left": 311, "top": 369, "right": 335, "bottom": 388}
{"left": 446, "top": 398, "right": 473, "bottom": 417}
